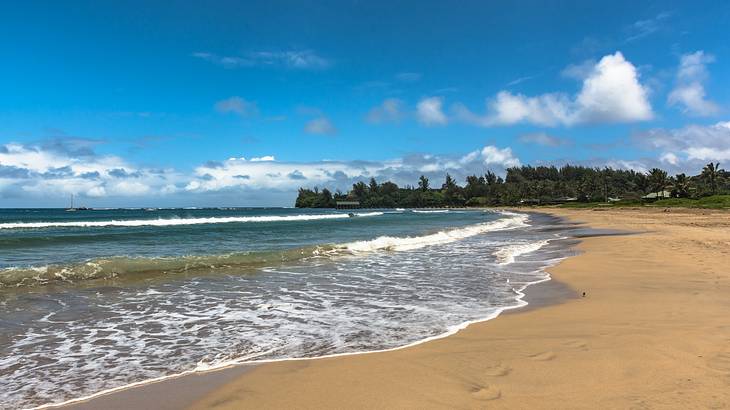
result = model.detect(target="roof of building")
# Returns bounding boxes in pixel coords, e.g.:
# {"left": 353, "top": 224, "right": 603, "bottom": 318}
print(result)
{"left": 642, "top": 191, "right": 672, "bottom": 199}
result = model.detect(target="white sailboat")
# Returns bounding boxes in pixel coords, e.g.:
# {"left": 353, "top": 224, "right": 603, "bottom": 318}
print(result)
{"left": 65, "top": 194, "right": 90, "bottom": 211}
{"left": 65, "top": 194, "right": 77, "bottom": 212}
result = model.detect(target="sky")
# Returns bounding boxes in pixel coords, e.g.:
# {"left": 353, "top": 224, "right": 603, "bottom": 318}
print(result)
{"left": 1, "top": 0, "right": 730, "bottom": 207}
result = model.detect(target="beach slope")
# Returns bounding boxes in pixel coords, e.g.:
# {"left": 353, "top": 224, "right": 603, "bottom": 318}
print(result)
{"left": 188, "top": 208, "right": 730, "bottom": 409}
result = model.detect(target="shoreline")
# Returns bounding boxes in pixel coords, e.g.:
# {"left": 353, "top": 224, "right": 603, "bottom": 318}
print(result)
{"left": 57, "top": 210, "right": 576, "bottom": 410}
{"left": 185, "top": 207, "right": 730, "bottom": 409}
{"left": 62, "top": 276, "right": 577, "bottom": 410}
{"left": 59, "top": 208, "right": 730, "bottom": 409}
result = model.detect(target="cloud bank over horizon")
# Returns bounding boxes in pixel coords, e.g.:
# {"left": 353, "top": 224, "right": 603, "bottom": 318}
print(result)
{"left": 2, "top": 119, "right": 727, "bottom": 206}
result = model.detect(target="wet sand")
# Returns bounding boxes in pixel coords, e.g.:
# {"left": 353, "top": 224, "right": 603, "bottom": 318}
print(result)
{"left": 185, "top": 208, "right": 730, "bottom": 409}
{"left": 62, "top": 208, "right": 730, "bottom": 409}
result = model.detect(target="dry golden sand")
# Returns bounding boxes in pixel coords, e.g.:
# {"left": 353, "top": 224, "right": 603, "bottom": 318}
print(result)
{"left": 188, "top": 208, "right": 730, "bottom": 410}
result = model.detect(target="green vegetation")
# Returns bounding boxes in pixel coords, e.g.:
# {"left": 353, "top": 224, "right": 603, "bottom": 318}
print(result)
{"left": 651, "top": 195, "right": 730, "bottom": 209}
{"left": 295, "top": 162, "right": 730, "bottom": 209}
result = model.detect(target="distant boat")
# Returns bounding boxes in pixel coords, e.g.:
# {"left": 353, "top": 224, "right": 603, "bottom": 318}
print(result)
{"left": 65, "top": 194, "right": 90, "bottom": 212}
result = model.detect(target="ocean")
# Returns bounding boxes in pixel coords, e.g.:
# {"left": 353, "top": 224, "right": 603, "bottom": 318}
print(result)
{"left": 0, "top": 207, "right": 576, "bottom": 409}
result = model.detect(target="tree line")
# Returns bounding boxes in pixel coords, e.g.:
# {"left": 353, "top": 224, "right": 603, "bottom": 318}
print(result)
{"left": 294, "top": 162, "right": 728, "bottom": 208}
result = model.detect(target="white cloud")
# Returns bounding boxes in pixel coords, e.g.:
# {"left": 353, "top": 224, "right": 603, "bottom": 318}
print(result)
{"left": 455, "top": 91, "right": 573, "bottom": 127}
{"left": 574, "top": 52, "right": 653, "bottom": 123}
{"left": 0, "top": 142, "right": 184, "bottom": 200}
{"left": 214, "top": 96, "right": 258, "bottom": 116}
{"left": 660, "top": 152, "right": 679, "bottom": 166}
{"left": 561, "top": 59, "right": 596, "bottom": 80}
{"left": 641, "top": 121, "right": 730, "bottom": 163}
{"left": 193, "top": 50, "right": 330, "bottom": 70}
{"left": 304, "top": 117, "right": 337, "bottom": 135}
{"left": 417, "top": 97, "right": 448, "bottom": 126}
{"left": 366, "top": 98, "right": 403, "bottom": 124}
{"left": 668, "top": 51, "right": 719, "bottom": 117}
{"left": 0, "top": 138, "right": 527, "bottom": 204}
{"left": 505, "top": 75, "right": 537, "bottom": 87}
{"left": 455, "top": 52, "right": 653, "bottom": 127}
{"left": 478, "top": 146, "right": 521, "bottom": 168}
{"left": 625, "top": 12, "right": 671, "bottom": 42}
{"left": 185, "top": 144, "right": 521, "bottom": 194}
{"left": 250, "top": 156, "right": 275, "bottom": 162}
{"left": 518, "top": 132, "right": 570, "bottom": 147}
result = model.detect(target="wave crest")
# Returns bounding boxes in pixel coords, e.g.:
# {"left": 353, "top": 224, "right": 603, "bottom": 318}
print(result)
{"left": 493, "top": 240, "right": 550, "bottom": 264}
{"left": 0, "top": 212, "right": 530, "bottom": 288}
{"left": 342, "top": 212, "right": 528, "bottom": 252}
{"left": 0, "top": 212, "right": 384, "bottom": 230}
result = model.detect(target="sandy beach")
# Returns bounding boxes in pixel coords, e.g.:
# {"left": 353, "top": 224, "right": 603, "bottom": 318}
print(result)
{"left": 182, "top": 208, "right": 730, "bottom": 409}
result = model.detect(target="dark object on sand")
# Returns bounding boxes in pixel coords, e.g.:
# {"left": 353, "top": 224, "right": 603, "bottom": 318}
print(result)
{"left": 582, "top": 292, "right": 586, "bottom": 297}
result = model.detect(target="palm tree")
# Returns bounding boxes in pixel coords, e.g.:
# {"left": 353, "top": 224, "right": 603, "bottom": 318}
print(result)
{"left": 368, "top": 177, "right": 379, "bottom": 194}
{"left": 647, "top": 168, "right": 668, "bottom": 199}
{"left": 701, "top": 162, "right": 722, "bottom": 195}
{"left": 418, "top": 175, "right": 429, "bottom": 191}
{"left": 441, "top": 173, "right": 457, "bottom": 191}
{"left": 672, "top": 173, "right": 691, "bottom": 198}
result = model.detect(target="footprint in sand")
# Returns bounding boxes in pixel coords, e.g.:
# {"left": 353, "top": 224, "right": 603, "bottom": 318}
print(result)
{"left": 529, "top": 351, "right": 557, "bottom": 361}
{"left": 707, "top": 352, "right": 730, "bottom": 373}
{"left": 484, "top": 364, "right": 512, "bottom": 377}
{"left": 471, "top": 385, "right": 502, "bottom": 401}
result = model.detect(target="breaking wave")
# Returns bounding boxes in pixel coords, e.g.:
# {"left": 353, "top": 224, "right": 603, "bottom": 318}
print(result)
{"left": 494, "top": 239, "right": 551, "bottom": 264}
{"left": 0, "top": 212, "right": 384, "bottom": 230}
{"left": 343, "top": 212, "right": 528, "bottom": 252}
{"left": 0, "top": 212, "right": 529, "bottom": 288}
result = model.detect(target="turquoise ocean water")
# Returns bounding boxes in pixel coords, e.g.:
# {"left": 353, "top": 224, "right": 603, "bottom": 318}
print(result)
{"left": 0, "top": 207, "right": 574, "bottom": 408}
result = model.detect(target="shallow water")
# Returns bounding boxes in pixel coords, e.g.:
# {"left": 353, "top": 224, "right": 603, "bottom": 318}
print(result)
{"left": 0, "top": 208, "right": 574, "bottom": 409}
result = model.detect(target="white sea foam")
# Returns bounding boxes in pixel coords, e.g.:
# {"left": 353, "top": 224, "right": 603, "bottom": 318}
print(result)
{"left": 412, "top": 209, "right": 449, "bottom": 213}
{"left": 28, "top": 213, "right": 563, "bottom": 410}
{"left": 342, "top": 212, "right": 528, "bottom": 252}
{"left": 494, "top": 239, "right": 551, "bottom": 264}
{"left": 0, "top": 212, "right": 384, "bottom": 230}
{"left": 9, "top": 210, "right": 575, "bottom": 410}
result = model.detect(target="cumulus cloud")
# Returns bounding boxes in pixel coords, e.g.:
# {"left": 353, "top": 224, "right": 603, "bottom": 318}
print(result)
{"left": 640, "top": 121, "right": 730, "bottom": 163}
{"left": 304, "top": 117, "right": 337, "bottom": 135}
{"left": 184, "top": 144, "right": 520, "bottom": 195}
{"left": 250, "top": 155, "right": 275, "bottom": 162}
{"left": 668, "top": 51, "right": 719, "bottom": 117}
{"left": 215, "top": 96, "right": 258, "bottom": 117}
{"left": 193, "top": 50, "right": 330, "bottom": 70}
{"left": 455, "top": 52, "right": 653, "bottom": 127}
{"left": 0, "top": 137, "right": 529, "bottom": 205}
{"left": 470, "top": 146, "right": 521, "bottom": 168}
{"left": 0, "top": 141, "right": 185, "bottom": 200}
{"left": 660, "top": 152, "right": 679, "bottom": 166}
{"left": 561, "top": 59, "right": 596, "bottom": 80}
{"left": 417, "top": 97, "right": 448, "bottom": 126}
{"left": 366, "top": 98, "right": 403, "bottom": 124}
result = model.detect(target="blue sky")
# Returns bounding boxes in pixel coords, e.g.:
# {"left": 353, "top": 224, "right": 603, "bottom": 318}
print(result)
{"left": 1, "top": 1, "right": 730, "bottom": 206}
